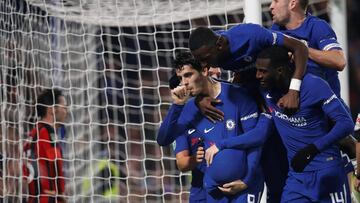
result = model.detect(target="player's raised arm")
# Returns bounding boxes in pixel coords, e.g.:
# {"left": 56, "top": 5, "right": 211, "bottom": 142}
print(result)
{"left": 277, "top": 35, "right": 308, "bottom": 115}
{"left": 156, "top": 83, "right": 191, "bottom": 146}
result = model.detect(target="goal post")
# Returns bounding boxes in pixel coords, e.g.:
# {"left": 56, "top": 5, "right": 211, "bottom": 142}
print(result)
{"left": 0, "top": 0, "right": 347, "bottom": 202}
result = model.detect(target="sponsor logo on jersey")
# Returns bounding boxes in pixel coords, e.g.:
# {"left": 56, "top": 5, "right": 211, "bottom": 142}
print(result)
{"left": 274, "top": 110, "right": 307, "bottom": 127}
{"left": 323, "top": 94, "right": 337, "bottom": 105}
{"left": 240, "top": 112, "right": 258, "bottom": 121}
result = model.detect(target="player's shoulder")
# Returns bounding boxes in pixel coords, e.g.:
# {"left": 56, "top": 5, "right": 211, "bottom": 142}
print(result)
{"left": 305, "top": 15, "right": 331, "bottom": 29}
{"left": 228, "top": 23, "right": 264, "bottom": 34}
{"left": 221, "top": 81, "right": 255, "bottom": 105}
{"left": 221, "top": 81, "right": 248, "bottom": 95}
{"left": 302, "top": 73, "right": 330, "bottom": 92}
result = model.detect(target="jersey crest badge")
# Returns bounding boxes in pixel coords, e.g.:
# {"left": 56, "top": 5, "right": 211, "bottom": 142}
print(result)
{"left": 226, "top": 119, "right": 235, "bottom": 130}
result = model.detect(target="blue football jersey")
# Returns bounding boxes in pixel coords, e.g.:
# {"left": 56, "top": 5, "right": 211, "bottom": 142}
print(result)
{"left": 217, "top": 23, "right": 285, "bottom": 71}
{"left": 179, "top": 82, "right": 263, "bottom": 191}
{"left": 173, "top": 130, "right": 207, "bottom": 202}
{"left": 262, "top": 74, "right": 354, "bottom": 172}
{"left": 271, "top": 14, "right": 342, "bottom": 97}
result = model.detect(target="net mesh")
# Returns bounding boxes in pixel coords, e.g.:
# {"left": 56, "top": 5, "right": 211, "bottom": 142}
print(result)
{"left": 0, "top": 0, "right": 332, "bottom": 202}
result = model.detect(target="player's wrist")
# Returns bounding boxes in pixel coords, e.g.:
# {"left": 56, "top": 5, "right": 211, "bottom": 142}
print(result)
{"left": 289, "top": 78, "right": 302, "bottom": 91}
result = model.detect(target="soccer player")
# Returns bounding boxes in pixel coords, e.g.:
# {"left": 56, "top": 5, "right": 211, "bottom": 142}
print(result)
{"left": 23, "top": 89, "right": 68, "bottom": 203}
{"left": 188, "top": 24, "right": 308, "bottom": 119}
{"left": 163, "top": 52, "right": 264, "bottom": 202}
{"left": 171, "top": 67, "right": 220, "bottom": 203}
{"left": 173, "top": 129, "right": 206, "bottom": 202}
{"left": 256, "top": 46, "right": 354, "bottom": 202}
{"left": 269, "top": 0, "right": 356, "bottom": 195}
{"left": 270, "top": 0, "right": 346, "bottom": 97}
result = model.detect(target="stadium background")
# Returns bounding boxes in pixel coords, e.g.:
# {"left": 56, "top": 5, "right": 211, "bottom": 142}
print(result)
{"left": 1, "top": 0, "right": 360, "bottom": 202}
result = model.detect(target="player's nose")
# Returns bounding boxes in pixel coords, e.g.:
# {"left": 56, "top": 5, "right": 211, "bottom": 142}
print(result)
{"left": 256, "top": 70, "right": 263, "bottom": 79}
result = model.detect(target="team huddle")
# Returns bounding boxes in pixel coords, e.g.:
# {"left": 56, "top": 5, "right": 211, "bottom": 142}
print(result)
{"left": 157, "top": 0, "right": 357, "bottom": 202}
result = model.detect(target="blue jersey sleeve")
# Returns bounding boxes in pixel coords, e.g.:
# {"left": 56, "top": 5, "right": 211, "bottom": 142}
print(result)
{"left": 236, "top": 93, "right": 262, "bottom": 187}
{"left": 157, "top": 100, "right": 201, "bottom": 146}
{"left": 237, "top": 91, "right": 259, "bottom": 131}
{"left": 252, "top": 25, "right": 285, "bottom": 47}
{"left": 242, "top": 147, "right": 262, "bottom": 186}
{"left": 216, "top": 113, "right": 274, "bottom": 150}
{"left": 305, "top": 77, "right": 354, "bottom": 151}
{"left": 157, "top": 104, "right": 185, "bottom": 146}
{"left": 173, "top": 134, "right": 190, "bottom": 155}
{"left": 312, "top": 20, "right": 342, "bottom": 51}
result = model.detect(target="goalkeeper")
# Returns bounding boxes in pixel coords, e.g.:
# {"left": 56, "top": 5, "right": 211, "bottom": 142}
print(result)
{"left": 23, "top": 89, "right": 68, "bottom": 203}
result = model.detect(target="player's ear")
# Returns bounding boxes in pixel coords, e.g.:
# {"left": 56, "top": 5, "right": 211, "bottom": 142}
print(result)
{"left": 289, "top": 0, "right": 296, "bottom": 10}
{"left": 276, "top": 66, "right": 284, "bottom": 75}
{"left": 202, "top": 67, "right": 209, "bottom": 76}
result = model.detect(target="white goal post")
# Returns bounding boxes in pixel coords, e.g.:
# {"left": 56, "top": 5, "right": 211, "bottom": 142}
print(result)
{"left": 0, "top": 0, "right": 347, "bottom": 202}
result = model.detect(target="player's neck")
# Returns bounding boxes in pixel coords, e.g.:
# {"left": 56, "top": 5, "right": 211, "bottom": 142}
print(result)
{"left": 204, "top": 77, "right": 221, "bottom": 98}
{"left": 285, "top": 12, "right": 306, "bottom": 30}
{"left": 39, "top": 116, "right": 56, "bottom": 129}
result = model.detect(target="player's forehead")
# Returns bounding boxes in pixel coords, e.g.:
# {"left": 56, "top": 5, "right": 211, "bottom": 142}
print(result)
{"left": 273, "top": 0, "right": 288, "bottom": 3}
{"left": 175, "top": 65, "right": 196, "bottom": 76}
{"left": 57, "top": 95, "right": 67, "bottom": 106}
{"left": 255, "top": 58, "right": 272, "bottom": 69}
{"left": 192, "top": 45, "right": 213, "bottom": 58}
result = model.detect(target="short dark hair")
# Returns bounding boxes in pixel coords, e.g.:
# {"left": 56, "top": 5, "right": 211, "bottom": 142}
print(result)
{"left": 36, "top": 89, "right": 63, "bottom": 118}
{"left": 257, "top": 46, "right": 291, "bottom": 69}
{"left": 189, "top": 27, "right": 218, "bottom": 51}
{"left": 173, "top": 51, "right": 203, "bottom": 72}
{"left": 299, "top": 0, "right": 309, "bottom": 11}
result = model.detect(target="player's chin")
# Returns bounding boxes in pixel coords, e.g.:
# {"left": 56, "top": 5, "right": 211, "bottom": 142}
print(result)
{"left": 259, "top": 82, "right": 269, "bottom": 89}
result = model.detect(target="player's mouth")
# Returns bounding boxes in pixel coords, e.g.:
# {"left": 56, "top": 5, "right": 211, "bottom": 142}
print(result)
{"left": 259, "top": 81, "right": 267, "bottom": 87}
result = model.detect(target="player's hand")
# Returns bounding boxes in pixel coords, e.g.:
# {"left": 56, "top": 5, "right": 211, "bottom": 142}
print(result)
{"left": 195, "top": 146, "right": 205, "bottom": 163}
{"left": 218, "top": 179, "right": 248, "bottom": 195}
{"left": 171, "top": 86, "right": 190, "bottom": 105}
{"left": 205, "top": 144, "right": 219, "bottom": 166}
{"left": 195, "top": 95, "right": 224, "bottom": 123}
{"left": 354, "top": 176, "right": 360, "bottom": 192}
{"left": 277, "top": 89, "right": 299, "bottom": 115}
{"left": 291, "top": 144, "right": 319, "bottom": 172}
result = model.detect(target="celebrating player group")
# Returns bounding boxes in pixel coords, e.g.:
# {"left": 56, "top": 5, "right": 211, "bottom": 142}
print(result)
{"left": 157, "top": 0, "right": 357, "bottom": 202}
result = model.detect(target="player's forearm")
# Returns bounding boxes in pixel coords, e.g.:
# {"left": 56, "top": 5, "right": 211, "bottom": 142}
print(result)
{"left": 242, "top": 147, "right": 262, "bottom": 186}
{"left": 283, "top": 36, "right": 308, "bottom": 80}
{"left": 308, "top": 48, "right": 346, "bottom": 71}
{"left": 157, "top": 104, "right": 184, "bottom": 146}
{"left": 314, "top": 105, "right": 354, "bottom": 151}
{"left": 176, "top": 156, "right": 197, "bottom": 172}
{"left": 216, "top": 113, "right": 273, "bottom": 150}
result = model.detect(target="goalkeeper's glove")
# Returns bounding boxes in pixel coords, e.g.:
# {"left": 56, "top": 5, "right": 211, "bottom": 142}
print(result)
{"left": 291, "top": 144, "right": 319, "bottom": 172}
{"left": 169, "top": 74, "right": 180, "bottom": 90}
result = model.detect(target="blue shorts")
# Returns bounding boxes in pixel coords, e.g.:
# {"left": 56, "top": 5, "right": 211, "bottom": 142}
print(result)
{"left": 281, "top": 164, "right": 351, "bottom": 203}
{"left": 340, "top": 150, "right": 354, "bottom": 174}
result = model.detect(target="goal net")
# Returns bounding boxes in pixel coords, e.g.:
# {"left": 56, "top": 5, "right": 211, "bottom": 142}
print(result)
{"left": 0, "top": 0, "right": 336, "bottom": 202}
